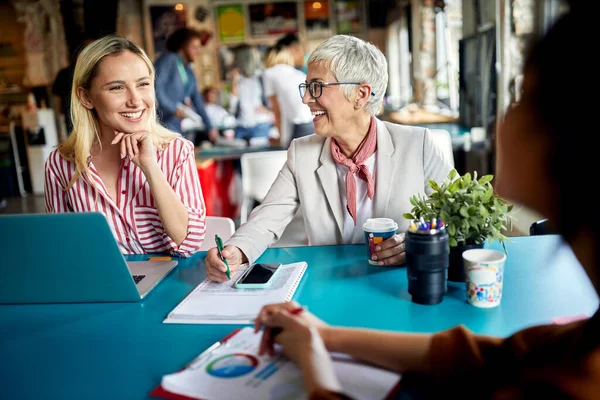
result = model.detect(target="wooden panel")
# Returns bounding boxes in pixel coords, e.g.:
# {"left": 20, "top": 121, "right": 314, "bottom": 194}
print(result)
{"left": 0, "top": 3, "right": 26, "bottom": 87}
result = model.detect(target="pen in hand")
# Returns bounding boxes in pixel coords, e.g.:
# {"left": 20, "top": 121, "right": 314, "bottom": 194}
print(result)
{"left": 270, "top": 306, "right": 306, "bottom": 340}
{"left": 215, "top": 234, "right": 231, "bottom": 279}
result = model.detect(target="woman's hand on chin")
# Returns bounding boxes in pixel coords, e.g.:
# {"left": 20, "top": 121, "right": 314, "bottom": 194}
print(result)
{"left": 111, "top": 130, "right": 157, "bottom": 170}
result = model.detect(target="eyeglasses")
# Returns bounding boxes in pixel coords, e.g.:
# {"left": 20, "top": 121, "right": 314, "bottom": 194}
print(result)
{"left": 298, "top": 81, "right": 375, "bottom": 99}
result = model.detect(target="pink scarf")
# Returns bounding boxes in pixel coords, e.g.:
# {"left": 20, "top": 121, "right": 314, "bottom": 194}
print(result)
{"left": 330, "top": 115, "right": 377, "bottom": 225}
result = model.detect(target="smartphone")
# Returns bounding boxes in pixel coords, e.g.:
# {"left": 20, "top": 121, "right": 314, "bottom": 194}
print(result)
{"left": 234, "top": 263, "right": 282, "bottom": 289}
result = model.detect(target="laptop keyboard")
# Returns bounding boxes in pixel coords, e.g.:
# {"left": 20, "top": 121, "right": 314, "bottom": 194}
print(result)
{"left": 132, "top": 275, "right": 146, "bottom": 284}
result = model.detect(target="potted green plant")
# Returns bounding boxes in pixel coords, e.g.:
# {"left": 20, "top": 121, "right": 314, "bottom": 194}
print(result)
{"left": 403, "top": 169, "right": 514, "bottom": 281}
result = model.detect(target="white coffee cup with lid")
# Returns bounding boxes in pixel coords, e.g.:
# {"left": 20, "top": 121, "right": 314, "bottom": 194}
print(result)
{"left": 363, "top": 218, "right": 399, "bottom": 265}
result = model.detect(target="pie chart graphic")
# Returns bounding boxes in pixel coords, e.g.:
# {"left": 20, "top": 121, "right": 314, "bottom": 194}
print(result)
{"left": 206, "top": 354, "right": 259, "bottom": 378}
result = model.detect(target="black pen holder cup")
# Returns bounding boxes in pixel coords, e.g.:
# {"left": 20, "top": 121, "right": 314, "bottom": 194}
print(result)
{"left": 405, "top": 229, "right": 450, "bottom": 305}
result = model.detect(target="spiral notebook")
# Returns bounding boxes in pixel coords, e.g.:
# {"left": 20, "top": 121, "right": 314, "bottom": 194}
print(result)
{"left": 163, "top": 262, "right": 307, "bottom": 324}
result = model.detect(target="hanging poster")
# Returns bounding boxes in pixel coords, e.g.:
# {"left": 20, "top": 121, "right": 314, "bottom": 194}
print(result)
{"left": 217, "top": 5, "right": 245, "bottom": 42}
{"left": 248, "top": 2, "right": 298, "bottom": 36}
{"left": 335, "top": 0, "right": 361, "bottom": 34}
{"left": 150, "top": 5, "right": 186, "bottom": 59}
{"left": 305, "top": 0, "right": 331, "bottom": 35}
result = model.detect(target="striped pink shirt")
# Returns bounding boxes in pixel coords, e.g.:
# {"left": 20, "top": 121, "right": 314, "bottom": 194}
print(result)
{"left": 44, "top": 136, "right": 206, "bottom": 257}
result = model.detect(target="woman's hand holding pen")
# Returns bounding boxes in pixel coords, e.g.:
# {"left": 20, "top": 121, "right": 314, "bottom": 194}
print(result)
{"left": 255, "top": 302, "right": 342, "bottom": 394}
{"left": 205, "top": 245, "right": 247, "bottom": 282}
{"left": 372, "top": 233, "right": 406, "bottom": 266}
{"left": 111, "top": 130, "right": 157, "bottom": 171}
{"left": 255, "top": 301, "right": 329, "bottom": 359}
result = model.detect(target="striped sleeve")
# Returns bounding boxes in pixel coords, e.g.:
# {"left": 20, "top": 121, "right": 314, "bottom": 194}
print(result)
{"left": 44, "top": 151, "right": 70, "bottom": 213}
{"left": 168, "top": 139, "right": 206, "bottom": 257}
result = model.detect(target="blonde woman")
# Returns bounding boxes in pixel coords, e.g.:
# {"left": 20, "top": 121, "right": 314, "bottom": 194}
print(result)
{"left": 44, "top": 35, "right": 206, "bottom": 257}
{"left": 263, "top": 45, "right": 314, "bottom": 147}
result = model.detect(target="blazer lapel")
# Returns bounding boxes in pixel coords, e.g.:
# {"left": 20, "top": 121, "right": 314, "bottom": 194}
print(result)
{"left": 316, "top": 138, "right": 344, "bottom": 238}
{"left": 374, "top": 119, "right": 396, "bottom": 216}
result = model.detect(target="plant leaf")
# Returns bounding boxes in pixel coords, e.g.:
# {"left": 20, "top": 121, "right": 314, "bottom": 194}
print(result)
{"left": 479, "top": 175, "right": 493, "bottom": 185}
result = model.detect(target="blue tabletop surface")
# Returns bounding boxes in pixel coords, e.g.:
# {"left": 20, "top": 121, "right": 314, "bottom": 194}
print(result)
{"left": 1, "top": 235, "right": 598, "bottom": 399}
{"left": 419, "top": 123, "right": 470, "bottom": 137}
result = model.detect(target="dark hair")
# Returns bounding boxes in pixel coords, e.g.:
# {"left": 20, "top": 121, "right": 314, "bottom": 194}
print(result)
{"left": 202, "top": 86, "right": 216, "bottom": 99}
{"left": 70, "top": 34, "right": 97, "bottom": 64}
{"left": 522, "top": 6, "right": 591, "bottom": 242}
{"left": 165, "top": 28, "right": 210, "bottom": 52}
{"left": 276, "top": 33, "right": 299, "bottom": 48}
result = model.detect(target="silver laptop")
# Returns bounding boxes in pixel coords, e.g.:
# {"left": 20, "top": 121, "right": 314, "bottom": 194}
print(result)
{"left": 0, "top": 212, "right": 178, "bottom": 304}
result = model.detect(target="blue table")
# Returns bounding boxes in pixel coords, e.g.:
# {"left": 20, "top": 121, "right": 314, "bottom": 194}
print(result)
{"left": 1, "top": 236, "right": 598, "bottom": 399}
{"left": 419, "top": 123, "right": 471, "bottom": 137}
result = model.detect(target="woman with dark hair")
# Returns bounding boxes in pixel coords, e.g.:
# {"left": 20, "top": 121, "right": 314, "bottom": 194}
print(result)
{"left": 253, "top": 4, "right": 600, "bottom": 399}
{"left": 154, "top": 27, "right": 217, "bottom": 141}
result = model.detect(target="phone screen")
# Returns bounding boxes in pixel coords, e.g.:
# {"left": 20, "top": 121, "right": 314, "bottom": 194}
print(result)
{"left": 238, "top": 263, "right": 281, "bottom": 284}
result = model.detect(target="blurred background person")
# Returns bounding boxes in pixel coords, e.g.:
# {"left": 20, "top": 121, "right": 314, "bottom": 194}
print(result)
{"left": 229, "top": 44, "right": 274, "bottom": 143}
{"left": 154, "top": 27, "right": 218, "bottom": 144}
{"left": 202, "top": 86, "right": 236, "bottom": 133}
{"left": 275, "top": 33, "right": 307, "bottom": 73}
{"left": 263, "top": 45, "right": 313, "bottom": 148}
{"left": 52, "top": 35, "right": 95, "bottom": 137}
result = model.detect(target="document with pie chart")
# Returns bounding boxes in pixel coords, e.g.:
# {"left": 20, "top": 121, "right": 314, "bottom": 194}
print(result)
{"left": 155, "top": 327, "right": 400, "bottom": 400}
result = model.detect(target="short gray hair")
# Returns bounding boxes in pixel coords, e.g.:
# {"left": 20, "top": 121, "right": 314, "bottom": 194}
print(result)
{"left": 308, "top": 35, "right": 387, "bottom": 115}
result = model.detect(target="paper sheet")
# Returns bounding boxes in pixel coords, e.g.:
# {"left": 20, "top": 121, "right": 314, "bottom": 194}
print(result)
{"left": 164, "top": 262, "right": 307, "bottom": 324}
{"left": 160, "top": 327, "right": 401, "bottom": 400}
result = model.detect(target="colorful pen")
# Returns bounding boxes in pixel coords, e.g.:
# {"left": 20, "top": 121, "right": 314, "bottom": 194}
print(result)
{"left": 409, "top": 217, "right": 446, "bottom": 234}
{"left": 215, "top": 234, "right": 230, "bottom": 279}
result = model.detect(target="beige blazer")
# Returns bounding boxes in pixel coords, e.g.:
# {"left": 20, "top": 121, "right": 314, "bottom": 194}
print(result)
{"left": 227, "top": 118, "right": 454, "bottom": 264}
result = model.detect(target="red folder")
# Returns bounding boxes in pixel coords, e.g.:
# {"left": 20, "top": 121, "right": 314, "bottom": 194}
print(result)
{"left": 150, "top": 328, "right": 241, "bottom": 400}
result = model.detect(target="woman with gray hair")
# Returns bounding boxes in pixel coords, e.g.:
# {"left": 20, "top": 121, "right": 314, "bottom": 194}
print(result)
{"left": 205, "top": 35, "right": 453, "bottom": 281}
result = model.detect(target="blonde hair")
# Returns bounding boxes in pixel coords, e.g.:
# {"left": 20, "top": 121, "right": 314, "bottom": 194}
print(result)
{"left": 264, "top": 46, "right": 294, "bottom": 68}
{"left": 58, "top": 35, "right": 179, "bottom": 189}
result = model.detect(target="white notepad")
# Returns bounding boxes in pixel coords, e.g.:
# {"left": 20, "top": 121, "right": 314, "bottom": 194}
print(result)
{"left": 163, "top": 262, "right": 307, "bottom": 324}
{"left": 155, "top": 327, "right": 401, "bottom": 400}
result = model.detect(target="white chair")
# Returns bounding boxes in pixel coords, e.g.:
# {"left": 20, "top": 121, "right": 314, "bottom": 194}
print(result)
{"left": 200, "top": 216, "right": 235, "bottom": 251}
{"left": 240, "top": 150, "right": 308, "bottom": 247}
{"left": 239, "top": 150, "right": 289, "bottom": 223}
{"left": 429, "top": 129, "right": 455, "bottom": 167}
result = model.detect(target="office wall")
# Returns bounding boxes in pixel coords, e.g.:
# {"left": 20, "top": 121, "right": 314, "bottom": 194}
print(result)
{"left": 116, "top": 0, "right": 146, "bottom": 47}
{"left": 0, "top": 3, "right": 27, "bottom": 88}
{"left": 7, "top": 0, "right": 68, "bottom": 89}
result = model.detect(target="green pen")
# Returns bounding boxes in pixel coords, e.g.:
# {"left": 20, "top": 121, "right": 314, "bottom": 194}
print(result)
{"left": 215, "top": 234, "right": 230, "bottom": 279}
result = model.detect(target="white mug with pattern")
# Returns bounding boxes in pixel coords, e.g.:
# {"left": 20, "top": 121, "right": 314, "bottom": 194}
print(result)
{"left": 463, "top": 249, "right": 507, "bottom": 308}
